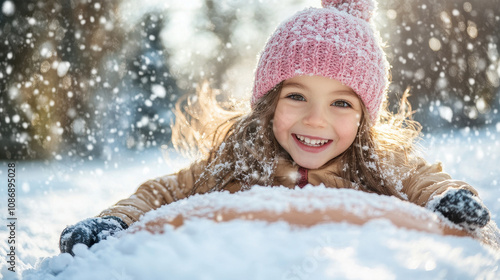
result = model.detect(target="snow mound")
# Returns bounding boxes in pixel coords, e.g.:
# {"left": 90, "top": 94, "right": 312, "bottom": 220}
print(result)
{"left": 133, "top": 185, "right": 467, "bottom": 237}
{"left": 22, "top": 186, "right": 500, "bottom": 280}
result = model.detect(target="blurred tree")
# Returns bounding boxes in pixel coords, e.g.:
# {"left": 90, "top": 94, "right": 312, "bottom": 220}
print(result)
{"left": 0, "top": 0, "right": 125, "bottom": 160}
{"left": 181, "top": 0, "right": 270, "bottom": 95}
{"left": 98, "top": 12, "right": 180, "bottom": 152}
{"left": 197, "top": 0, "right": 238, "bottom": 90}
{"left": 378, "top": 0, "right": 500, "bottom": 131}
{"left": 0, "top": 0, "right": 40, "bottom": 159}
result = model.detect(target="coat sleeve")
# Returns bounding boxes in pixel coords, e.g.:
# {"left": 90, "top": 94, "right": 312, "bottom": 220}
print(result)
{"left": 399, "top": 156, "right": 478, "bottom": 207}
{"left": 97, "top": 160, "right": 211, "bottom": 226}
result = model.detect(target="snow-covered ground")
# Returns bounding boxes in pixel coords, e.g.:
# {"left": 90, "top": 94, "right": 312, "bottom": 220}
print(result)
{"left": 0, "top": 125, "right": 499, "bottom": 280}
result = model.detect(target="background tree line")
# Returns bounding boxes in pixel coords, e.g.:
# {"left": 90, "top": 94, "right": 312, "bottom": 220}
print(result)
{"left": 0, "top": 0, "right": 498, "bottom": 160}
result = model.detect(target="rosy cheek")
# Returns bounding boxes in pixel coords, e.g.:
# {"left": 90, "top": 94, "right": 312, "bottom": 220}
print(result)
{"left": 337, "top": 118, "right": 359, "bottom": 142}
{"left": 273, "top": 108, "right": 290, "bottom": 130}
{"left": 273, "top": 116, "right": 287, "bottom": 135}
{"left": 272, "top": 114, "right": 287, "bottom": 139}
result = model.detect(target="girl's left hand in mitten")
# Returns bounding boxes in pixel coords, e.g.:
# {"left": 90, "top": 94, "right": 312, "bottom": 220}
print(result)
{"left": 429, "top": 188, "right": 490, "bottom": 230}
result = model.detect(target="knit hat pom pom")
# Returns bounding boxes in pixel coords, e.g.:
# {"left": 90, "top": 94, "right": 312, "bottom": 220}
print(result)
{"left": 321, "top": 0, "right": 375, "bottom": 21}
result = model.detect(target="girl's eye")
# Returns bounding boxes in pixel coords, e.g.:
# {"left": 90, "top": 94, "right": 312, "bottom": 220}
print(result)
{"left": 332, "top": 100, "right": 352, "bottom": 108}
{"left": 285, "top": 93, "right": 305, "bottom": 101}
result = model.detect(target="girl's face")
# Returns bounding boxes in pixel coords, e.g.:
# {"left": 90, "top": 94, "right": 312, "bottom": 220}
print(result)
{"left": 272, "top": 75, "right": 362, "bottom": 169}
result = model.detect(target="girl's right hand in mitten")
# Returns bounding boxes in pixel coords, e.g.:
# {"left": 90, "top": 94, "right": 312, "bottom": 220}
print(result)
{"left": 59, "top": 216, "right": 128, "bottom": 256}
{"left": 429, "top": 188, "right": 490, "bottom": 231}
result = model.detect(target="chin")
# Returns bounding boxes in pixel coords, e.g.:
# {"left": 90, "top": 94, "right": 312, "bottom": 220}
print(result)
{"left": 296, "top": 160, "right": 325, "bottom": 170}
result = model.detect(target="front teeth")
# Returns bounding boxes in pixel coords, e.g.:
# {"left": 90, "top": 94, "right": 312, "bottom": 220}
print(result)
{"left": 296, "top": 135, "right": 329, "bottom": 146}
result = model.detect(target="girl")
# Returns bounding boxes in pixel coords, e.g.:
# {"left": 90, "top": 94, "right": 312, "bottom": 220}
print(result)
{"left": 60, "top": 0, "right": 491, "bottom": 255}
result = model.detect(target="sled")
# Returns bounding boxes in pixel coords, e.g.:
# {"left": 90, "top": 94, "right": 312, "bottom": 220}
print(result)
{"left": 129, "top": 186, "right": 500, "bottom": 249}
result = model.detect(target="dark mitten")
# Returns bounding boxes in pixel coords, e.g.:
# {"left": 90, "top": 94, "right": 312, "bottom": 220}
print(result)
{"left": 59, "top": 216, "right": 128, "bottom": 256}
{"left": 430, "top": 188, "right": 490, "bottom": 230}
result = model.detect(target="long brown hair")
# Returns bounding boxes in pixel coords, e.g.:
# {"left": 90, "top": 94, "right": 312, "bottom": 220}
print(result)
{"left": 171, "top": 82, "right": 421, "bottom": 197}
{"left": 337, "top": 89, "right": 422, "bottom": 197}
{"left": 172, "top": 82, "right": 284, "bottom": 193}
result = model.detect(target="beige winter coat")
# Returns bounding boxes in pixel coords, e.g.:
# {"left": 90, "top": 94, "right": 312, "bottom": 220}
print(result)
{"left": 98, "top": 156, "right": 477, "bottom": 226}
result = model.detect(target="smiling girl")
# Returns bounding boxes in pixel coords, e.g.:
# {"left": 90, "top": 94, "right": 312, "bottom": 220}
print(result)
{"left": 59, "top": 0, "right": 491, "bottom": 255}
{"left": 273, "top": 76, "right": 362, "bottom": 170}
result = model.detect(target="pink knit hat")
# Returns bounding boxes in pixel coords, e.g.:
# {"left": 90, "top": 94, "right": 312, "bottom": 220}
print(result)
{"left": 252, "top": 0, "right": 389, "bottom": 123}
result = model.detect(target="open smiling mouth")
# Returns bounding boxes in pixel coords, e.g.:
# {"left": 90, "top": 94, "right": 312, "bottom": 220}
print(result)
{"left": 295, "top": 134, "right": 331, "bottom": 147}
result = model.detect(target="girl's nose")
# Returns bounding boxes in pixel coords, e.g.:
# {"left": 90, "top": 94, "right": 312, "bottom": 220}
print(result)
{"left": 302, "top": 105, "right": 327, "bottom": 127}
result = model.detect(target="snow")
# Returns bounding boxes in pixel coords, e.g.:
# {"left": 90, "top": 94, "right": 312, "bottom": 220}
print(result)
{"left": 1, "top": 1, "right": 14, "bottom": 16}
{"left": 150, "top": 84, "right": 167, "bottom": 99}
{"left": 438, "top": 106, "right": 453, "bottom": 123}
{"left": 1, "top": 126, "right": 500, "bottom": 280}
{"left": 56, "top": 62, "right": 71, "bottom": 78}
{"left": 22, "top": 219, "right": 499, "bottom": 280}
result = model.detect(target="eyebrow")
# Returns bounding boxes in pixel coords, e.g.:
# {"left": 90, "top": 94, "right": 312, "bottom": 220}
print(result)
{"left": 282, "top": 82, "right": 356, "bottom": 96}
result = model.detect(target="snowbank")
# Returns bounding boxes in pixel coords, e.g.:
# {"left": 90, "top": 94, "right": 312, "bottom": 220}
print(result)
{"left": 19, "top": 187, "right": 500, "bottom": 280}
